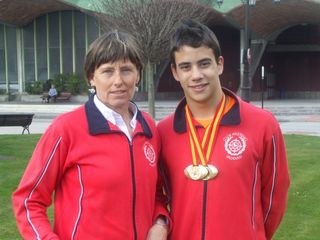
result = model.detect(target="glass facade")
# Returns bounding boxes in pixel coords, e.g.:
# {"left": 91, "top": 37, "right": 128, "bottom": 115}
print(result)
{"left": 36, "top": 15, "right": 48, "bottom": 82}
{"left": 23, "top": 22, "right": 35, "bottom": 83}
{"left": 74, "top": 11, "right": 86, "bottom": 74}
{"left": 6, "top": 26, "right": 18, "bottom": 91}
{"left": 61, "top": 12, "right": 73, "bottom": 74}
{"left": 49, "top": 12, "right": 60, "bottom": 79}
{"left": 0, "top": 10, "right": 99, "bottom": 93}
{"left": 0, "top": 24, "right": 5, "bottom": 85}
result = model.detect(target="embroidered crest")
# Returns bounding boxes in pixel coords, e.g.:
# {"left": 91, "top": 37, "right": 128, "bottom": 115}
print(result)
{"left": 224, "top": 132, "right": 247, "bottom": 160}
{"left": 143, "top": 142, "right": 156, "bottom": 167}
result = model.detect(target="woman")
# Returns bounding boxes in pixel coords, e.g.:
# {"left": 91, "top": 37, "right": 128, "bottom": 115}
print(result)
{"left": 12, "top": 30, "right": 169, "bottom": 239}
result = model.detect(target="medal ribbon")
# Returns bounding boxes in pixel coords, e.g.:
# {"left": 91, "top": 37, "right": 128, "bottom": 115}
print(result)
{"left": 185, "top": 94, "right": 226, "bottom": 166}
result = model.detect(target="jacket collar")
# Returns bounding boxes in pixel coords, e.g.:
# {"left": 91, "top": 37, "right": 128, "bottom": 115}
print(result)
{"left": 85, "top": 95, "right": 152, "bottom": 138}
{"left": 173, "top": 88, "right": 241, "bottom": 133}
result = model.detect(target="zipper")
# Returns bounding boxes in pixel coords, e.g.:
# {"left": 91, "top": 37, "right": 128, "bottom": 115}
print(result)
{"left": 201, "top": 181, "right": 208, "bottom": 240}
{"left": 129, "top": 140, "right": 138, "bottom": 240}
{"left": 111, "top": 130, "right": 147, "bottom": 240}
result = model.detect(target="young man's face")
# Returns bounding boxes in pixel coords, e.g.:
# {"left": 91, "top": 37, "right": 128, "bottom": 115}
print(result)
{"left": 171, "top": 45, "right": 224, "bottom": 107}
{"left": 90, "top": 59, "right": 139, "bottom": 113}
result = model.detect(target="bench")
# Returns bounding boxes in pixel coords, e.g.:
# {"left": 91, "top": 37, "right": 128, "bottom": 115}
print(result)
{"left": 41, "top": 92, "right": 72, "bottom": 103}
{"left": 0, "top": 114, "right": 34, "bottom": 134}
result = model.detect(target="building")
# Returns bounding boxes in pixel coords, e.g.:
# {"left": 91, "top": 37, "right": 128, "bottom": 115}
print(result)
{"left": 0, "top": 0, "right": 319, "bottom": 101}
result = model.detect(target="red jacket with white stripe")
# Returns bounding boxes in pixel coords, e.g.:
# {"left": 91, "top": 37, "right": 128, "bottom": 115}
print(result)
{"left": 157, "top": 89, "right": 290, "bottom": 240}
{"left": 12, "top": 98, "right": 169, "bottom": 239}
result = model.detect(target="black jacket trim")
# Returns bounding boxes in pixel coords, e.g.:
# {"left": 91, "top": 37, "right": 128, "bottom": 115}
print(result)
{"left": 173, "top": 88, "right": 241, "bottom": 133}
{"left": 85, "top": 95, "right": 152, "bottom": 138}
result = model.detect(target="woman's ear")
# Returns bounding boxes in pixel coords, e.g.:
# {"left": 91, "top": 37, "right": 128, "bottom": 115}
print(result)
{"left": 89, "top": 78, "right": 95, "bottom": 87}
{"left": 136, "top": 71, "right": 141, "bottom": 85}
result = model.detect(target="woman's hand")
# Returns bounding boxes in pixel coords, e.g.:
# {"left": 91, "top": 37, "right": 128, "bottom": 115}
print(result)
{"left": 146, "top": 217, "right": 168, "bottom": 240}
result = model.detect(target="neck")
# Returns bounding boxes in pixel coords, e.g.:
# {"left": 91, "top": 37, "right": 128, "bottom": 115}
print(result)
{"left": 115, "top": 105, "right": 133, "bottom": 123}
{"left": 187, "top": 90, "right": 224, "bottom": 119}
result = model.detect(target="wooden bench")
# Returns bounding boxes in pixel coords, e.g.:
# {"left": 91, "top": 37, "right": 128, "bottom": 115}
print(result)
{"left": 41, "top": 92, "right": 71, "bottom": 103}
{"left": 0, "top": 114, "right": 34, "bottom": 134}
{"left": 57, "top": 92, "right": 72, "bottom": 101}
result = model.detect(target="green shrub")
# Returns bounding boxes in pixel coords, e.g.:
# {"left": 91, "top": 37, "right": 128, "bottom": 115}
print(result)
{"left": 51, "top": 73, "right": 87, "bottom": 95}
{"left": 52, "top": 74, "right": 68, "bottom": 93}
{"left": 0, "top": 88, "right": 6, "bottom": 95}
{"left": 66, "top": 73, "right": 87, "bottom": 95}
{"left": 25, "top": 81, "right": 44, "bottom": 94}
{"left": 24, "top": 73, "right": 88, "bottom": 95}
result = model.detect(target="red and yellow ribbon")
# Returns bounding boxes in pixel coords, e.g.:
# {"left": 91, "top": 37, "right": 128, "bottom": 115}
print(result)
{"left": 185, "top": 94, "right": 226, "bottom": 166}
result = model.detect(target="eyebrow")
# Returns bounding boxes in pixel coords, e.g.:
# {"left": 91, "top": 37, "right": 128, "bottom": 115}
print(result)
{"left": 177, "top": 62, "right": 190, "bottom": 68}
{"left": 197, "top": 58, "right": 212, "bottom": 64}
{"left": 177, "top": 58, "right": 212, "bottom": 67}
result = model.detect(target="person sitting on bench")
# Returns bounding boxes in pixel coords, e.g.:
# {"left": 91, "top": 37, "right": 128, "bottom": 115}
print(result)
{"left": 47, "top": 84, "right": 58, "bottom": 103}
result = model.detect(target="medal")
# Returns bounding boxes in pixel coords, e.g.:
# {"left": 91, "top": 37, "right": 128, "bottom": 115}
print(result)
{"left": 184, "top": 94, "right": 226, "bottom": 181}
{"left": 202, "top": 165, "right": 219, "bottom": 180}
{"left": 184, "top": 165, "right": 209, "bottom": 180}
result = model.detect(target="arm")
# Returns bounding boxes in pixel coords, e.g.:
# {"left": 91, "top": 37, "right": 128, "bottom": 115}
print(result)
{"left": 147, "top": 157, "right": 171, "bottom": 240}
{"left": 12, "top": 125, "right": 65, "bottom": 239}
{"left": 261, "top": 123, "right": 290, "bottom": 239}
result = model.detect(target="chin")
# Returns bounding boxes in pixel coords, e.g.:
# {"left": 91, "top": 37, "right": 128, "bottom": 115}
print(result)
{"left": 110, "top": 100, "right": 129, "bottom": 108}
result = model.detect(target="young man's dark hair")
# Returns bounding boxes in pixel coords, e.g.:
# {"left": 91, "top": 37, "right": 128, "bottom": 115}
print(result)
{"left": 170, "top": 18, "right": 221, "bottom": 66}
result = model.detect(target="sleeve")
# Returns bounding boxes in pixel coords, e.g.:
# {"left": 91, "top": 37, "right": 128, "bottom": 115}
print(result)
{"left": 261, "top": 120, "right": 290, "bottom": 239}
{"left": 151, "top": 122, "right": 172, "bottom": 231}
{"left": 12, "top": 123, "right": 67, "bottom": 240}
{"left": 152, "top": 162, "right": 172, "bottom": 232}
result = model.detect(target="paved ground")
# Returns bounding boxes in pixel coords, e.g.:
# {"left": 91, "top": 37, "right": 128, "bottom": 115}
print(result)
{"left": 0, "top": 99, "right": 319, "bottom": 136}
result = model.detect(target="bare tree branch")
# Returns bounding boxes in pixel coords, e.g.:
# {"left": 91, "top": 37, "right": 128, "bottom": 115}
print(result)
{"left": 94, "top": 0, "right": 216, "bottom": 64}
{"left": 91, "top": 0, "right": 219, "bottom": 117}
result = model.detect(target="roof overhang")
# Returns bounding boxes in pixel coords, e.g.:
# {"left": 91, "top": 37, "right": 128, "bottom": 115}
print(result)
{"left": 1, "top": 0, "right": 319, "bottom": 41}
{"left": 0, "top": 0, "right": 78, "bottom": 26}
{"left": 226, "top": 0, "right": 320, "bottom": 39}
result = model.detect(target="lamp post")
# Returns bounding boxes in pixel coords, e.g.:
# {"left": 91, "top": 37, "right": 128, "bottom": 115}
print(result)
{"left": 217, "top": 0, "right": 280, "bottom": 103}
{"left": 240, "top": 0, "right": 255, "bottom": 103}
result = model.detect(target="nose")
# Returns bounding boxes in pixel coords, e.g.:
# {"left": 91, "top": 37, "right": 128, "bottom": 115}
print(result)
{"left": 113, "top": 70, "right": 123, "bottom": 87}
{"left": 190, "top": 66, "right": 203, "bottom": 81}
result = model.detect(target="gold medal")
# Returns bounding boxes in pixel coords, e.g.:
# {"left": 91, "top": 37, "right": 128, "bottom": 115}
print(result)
{"left": 184, "top": 165, "right": 209, "bottom": 180}
{"left": 202, "top": 164, "right": 219, "bottom": 180}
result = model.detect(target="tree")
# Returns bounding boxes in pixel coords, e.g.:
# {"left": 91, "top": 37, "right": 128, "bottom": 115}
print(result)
{"left": 94, "top": 0, "right": 217, "bottom": 117}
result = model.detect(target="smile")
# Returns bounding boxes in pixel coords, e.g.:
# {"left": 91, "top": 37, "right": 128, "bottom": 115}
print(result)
{"left": 189, "top": 83, "right": 208, "bottom": 91}
{"left": 110, "top": 90, "right": 126, "bottom": 95}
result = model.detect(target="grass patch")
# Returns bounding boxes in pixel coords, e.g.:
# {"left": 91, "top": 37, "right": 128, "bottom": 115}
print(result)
{"left": 0, "top": 134, "right": 41, "bottom": 239}
{"left": 0, "top": 134, "right": 319, "bottom": 239}
{"left": 274, "top": 135, "right": 320, "bottom": 240}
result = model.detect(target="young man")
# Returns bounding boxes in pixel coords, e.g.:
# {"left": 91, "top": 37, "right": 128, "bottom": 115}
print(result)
{"left": 157, "top": 19, "right": 290, "bottom": 240}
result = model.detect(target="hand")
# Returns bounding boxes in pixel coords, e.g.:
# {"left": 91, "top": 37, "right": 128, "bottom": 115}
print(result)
{"left": 146, "top": 223, "right": 168, "bottom": 240}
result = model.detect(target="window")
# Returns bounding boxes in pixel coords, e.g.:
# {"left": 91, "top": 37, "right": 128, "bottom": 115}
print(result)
{"left": 49, "top": 12, "right": 60, "bottom": 78}
{"left": 23, "top": 22, "right": 35, "bottom": 83}
{"left": 36, "top": 15, "right": 48, "bottom": 81}
{"left": 61, "top": 11, "right": 73, "bottom": 74}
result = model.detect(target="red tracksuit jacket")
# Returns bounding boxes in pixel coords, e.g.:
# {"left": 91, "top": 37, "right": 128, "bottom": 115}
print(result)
{"left": 158, "top": 89, "right": 290, "bottom": 240}
{"left": 12, "top": 99, "right": 169, "bottom": 239}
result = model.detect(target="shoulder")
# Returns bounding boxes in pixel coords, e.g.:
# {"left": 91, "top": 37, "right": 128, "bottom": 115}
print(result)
{"left": 239, "top": 99, "right": 281, "bottom": 133}
{"left": 50, "top": 105, "right": 86, "bottom": 130}
{"left": 157, "top": 113, "right": 174, "bottom": 133}
{"left": 139, "top": 110, "right": 156, "bottom": 125}
{"left": 241, "top": 99, "right": 276, "bottom": 120}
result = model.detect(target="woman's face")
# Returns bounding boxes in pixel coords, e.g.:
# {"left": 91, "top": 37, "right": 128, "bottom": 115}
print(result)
{"left": 90, "top": 59, "right": 139, "bottom": 113}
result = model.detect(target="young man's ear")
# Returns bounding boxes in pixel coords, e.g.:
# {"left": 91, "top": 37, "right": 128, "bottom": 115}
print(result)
{"left": 217, "top": 56, "right": 224, "bottom": 75}
{"left": 171, "top": 64, "right": 180, "bottom": 82}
